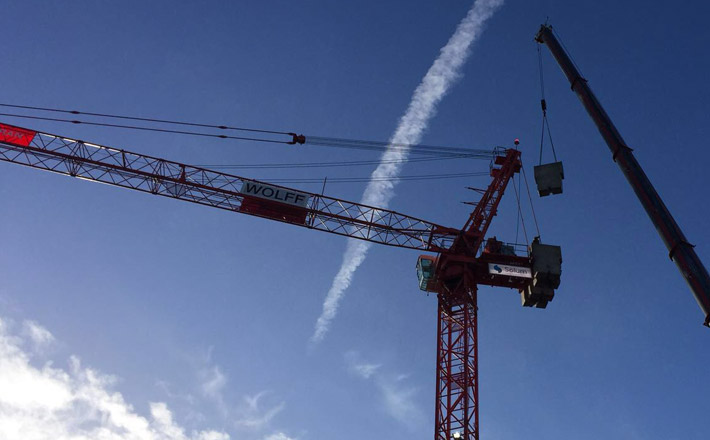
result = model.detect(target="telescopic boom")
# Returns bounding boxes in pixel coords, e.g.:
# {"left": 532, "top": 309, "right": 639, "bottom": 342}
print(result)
{"left": 536, "top": 24, "right": 710, "bottom": 326}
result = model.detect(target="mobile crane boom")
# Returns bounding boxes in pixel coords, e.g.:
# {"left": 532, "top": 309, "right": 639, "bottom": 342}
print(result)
{"left": 536, "top": 24, "right": 710, "bottom": 326}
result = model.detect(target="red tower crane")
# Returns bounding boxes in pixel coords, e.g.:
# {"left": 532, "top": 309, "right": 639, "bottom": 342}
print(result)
{"left": 0, "top": 121, "right": 561, "bottom": 440}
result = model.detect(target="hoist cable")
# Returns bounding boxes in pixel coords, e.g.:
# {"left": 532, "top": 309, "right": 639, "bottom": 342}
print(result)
{"left": 306, "top": 139, "right": 494, "bottom": 156}
{"left": 224, "top": 171, "right": 490, "bottom": 184}
{"left": 0, "top": 103, "right": 499, "bottom": 158}
{"left": 515, "top": 173, "right": 522, "bottom": 245}
{"left": 552, "top": 27, "right": 584, "bottom": 76}
{"left": 514, "top": 143, "right": 522, "bottom": 244}
{"left": 511, "top": 171, "right": 529, "bottom": 245}
{"left": 197, "top": 153, "right": 477, "bottom": 170}
{"left": 537, "top": 45, "right": 558, "bottom": 165}
{"left": 306, "top": 135, "right": 493, "bottom": 156}
{"left": 520, "top": 162, "right": 541, "bottom": 238}
{"left": 537, "top": 44, "right": 546, "bottom": 101}
{"left": 0, "top": 112, "right": 288, "bottom": 145}
{"left": 0, "top": 102, "right": 289, "bottom": 136}
{"left": 544, "top": 117, "right": 558, "bottom": 162}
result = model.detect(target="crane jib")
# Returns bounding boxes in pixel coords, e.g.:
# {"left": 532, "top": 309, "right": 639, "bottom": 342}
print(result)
{"left": 0, "top": 123, "right": 36, "bottom": 147}
{"left": 0, "top": 120, "right": 456, "bottom": 251}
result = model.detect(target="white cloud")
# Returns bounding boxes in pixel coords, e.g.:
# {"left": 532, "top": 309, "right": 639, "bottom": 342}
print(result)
{"left": 200, "top": 365, "right": 227, "bottom": 400}
{"left": 244, "top": 391, "right": 268, "bottom": 412}
{"left": 344, "top": 351, "right": 425, "bottom": 428}
{"left": 196, "top": 433, "right": 230, "bottom": 440}
{"left": 0, "top": 318, "right": 229, "bottom": 440}
{"left": 21, "top": 320, "right": 55, "bottom": 352}
{"left": 235, "top": 392, "right": 285, "bottom": 430}
{"left": 166, "top": 349, "right": 289, "bottom": 435}
{"left": 198, "top": 362, "right": 229, "bottom": 418}
{"left": 155, "top": 380, "right": 197, "bottom": 406}
{"left": 344, "top": 351, "right": 381, "bottom": 379}
{"left": 352, "top": 362, "right": 381, "bottom": 380}
{"left": 311, "top": 0, "right": 505, "bottom": 344}
{"left": 379, "top": 377, "right": 423, "bottom": 426}
{"left": 262, "top": 433, "right": 297, "bottom": 440}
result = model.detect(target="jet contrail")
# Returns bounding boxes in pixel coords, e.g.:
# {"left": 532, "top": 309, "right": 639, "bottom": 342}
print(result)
{"left": 311, "top": 0, "right": 505, "bottom": 344}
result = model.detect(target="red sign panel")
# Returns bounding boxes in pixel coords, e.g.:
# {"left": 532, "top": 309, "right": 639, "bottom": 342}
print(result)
{"left": 0, "top": 123, "right": 36, "bottom": 147}
{"left": 240, "top": 195, "right": 309, "bottom": 225}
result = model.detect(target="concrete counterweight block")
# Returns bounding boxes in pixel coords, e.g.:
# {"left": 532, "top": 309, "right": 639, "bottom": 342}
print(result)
{"left": 521, "top": 238, "right": 563, "bottom": 308}
{"left": 521, "top": 285, "right": 555, "bottom": 308}
{"left": 531, "top": 240, "right": 562, "bottom": 289}
{"left": 534, "top": 161, "right": 564, "bottom": 197}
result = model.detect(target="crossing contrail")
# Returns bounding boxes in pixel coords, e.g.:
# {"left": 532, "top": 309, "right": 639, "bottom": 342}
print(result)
{"left": 311, "top": 0, "right": 505, "bottom": 344}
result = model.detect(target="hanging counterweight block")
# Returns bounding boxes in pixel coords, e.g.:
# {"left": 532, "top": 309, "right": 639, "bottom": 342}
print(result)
{"left": 533, "top": 161, "right": 564, "bottom": 197}
{"left": 521, "top": 238, "right": 562, "bottom": 308}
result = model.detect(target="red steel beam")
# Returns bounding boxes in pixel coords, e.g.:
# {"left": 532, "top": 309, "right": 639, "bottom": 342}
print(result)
{"left": 435, "top": 274, "right": 478, "bottom": 440}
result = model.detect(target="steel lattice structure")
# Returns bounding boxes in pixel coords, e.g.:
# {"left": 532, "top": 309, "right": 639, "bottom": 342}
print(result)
{"left": 431, "top": 148, "right": 522, "bottom": 440}
{"left": 0, "top": 121, "right": 532, "bottom": 440}
{"left": 435, "top": 279, "right": 479, "bottom": 439}
{"left": 0, "top": 123, "right": 459, "bottom": 252}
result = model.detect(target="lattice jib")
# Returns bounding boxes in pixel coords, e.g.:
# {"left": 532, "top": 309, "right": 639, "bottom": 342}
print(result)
{"left": 0, "top": 123, "right": 459, "bottom": 252}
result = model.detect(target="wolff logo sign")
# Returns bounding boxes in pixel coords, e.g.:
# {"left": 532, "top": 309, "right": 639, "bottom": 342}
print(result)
{"left": 240, "top": 181, "right": 310, "bottom": 208}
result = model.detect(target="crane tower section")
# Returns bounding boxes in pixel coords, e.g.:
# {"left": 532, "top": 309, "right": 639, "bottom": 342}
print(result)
{"left": 417, "top": 148, "right": 562, "bottom": 440}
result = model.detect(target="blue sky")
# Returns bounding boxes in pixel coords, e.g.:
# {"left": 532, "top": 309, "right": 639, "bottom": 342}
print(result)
{"left": 1, "top": 1, "right": 709, "bottom": 439}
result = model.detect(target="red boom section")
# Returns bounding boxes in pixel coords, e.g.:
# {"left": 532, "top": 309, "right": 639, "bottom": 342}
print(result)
{"left": 456, "top": 148, "right": 522, "bottom": 255}
{"left": 0, "top": 122, "right": 459, "bottom": 252}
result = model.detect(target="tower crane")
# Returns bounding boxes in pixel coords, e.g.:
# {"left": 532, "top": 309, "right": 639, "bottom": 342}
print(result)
{"left": 0, "top": 121, "right": 561, "bottom": 440}
{"left": 536, "top": 25, "right": 710, "bottom": 326}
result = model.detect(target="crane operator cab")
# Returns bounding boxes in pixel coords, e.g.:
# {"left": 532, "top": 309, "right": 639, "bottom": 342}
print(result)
{"left": 416, "top": 255, "right": 438, "bottom": 292}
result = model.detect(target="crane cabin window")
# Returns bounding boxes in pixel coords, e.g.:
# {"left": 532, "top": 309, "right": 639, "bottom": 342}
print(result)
{"left": 417, "top": 256, "right": 436, "bottom": 292}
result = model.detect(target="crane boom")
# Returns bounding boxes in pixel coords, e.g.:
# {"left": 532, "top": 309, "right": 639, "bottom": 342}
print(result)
{"left": 0, "top": 122, "right": 459, "bottom": 252}
{"left": 536, "top": 24, "right": 710, "bottom": 326}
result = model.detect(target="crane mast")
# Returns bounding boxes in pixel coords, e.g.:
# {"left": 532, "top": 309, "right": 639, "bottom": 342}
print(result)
{"left": 536, "top": 25, "right": 710, "bottom": 326}
{"left": 430, "top": 148, "right": 524, "bottom": 440}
